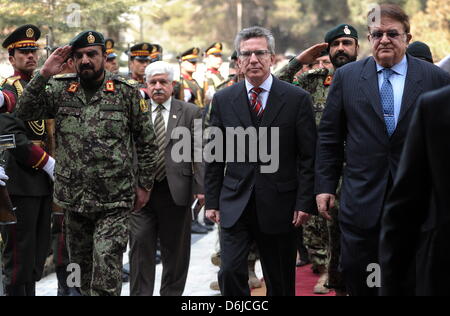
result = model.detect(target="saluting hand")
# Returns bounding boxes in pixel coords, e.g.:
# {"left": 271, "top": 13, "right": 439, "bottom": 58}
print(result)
{"left": 40, "top": 45, "right": 72, "bottom": 78}
{"left": 296, "top": 43, "right": 329, "bottom": 65}
{"left": 0, "top": 166, "right": 8, "bottom": 186}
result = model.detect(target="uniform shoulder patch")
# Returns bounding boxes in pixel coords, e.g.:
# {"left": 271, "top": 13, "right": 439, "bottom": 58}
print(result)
{"left": 113, "top": 75, "right": 138, "bottom": 87}
{"left": 53, "top": 73, "right": 77, "bottom": 80}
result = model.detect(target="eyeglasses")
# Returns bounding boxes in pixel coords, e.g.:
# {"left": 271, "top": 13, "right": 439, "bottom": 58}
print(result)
{"left": 370, "top": 31, "right": 406, "bottom": 40}
{"left": 239, "top": 50, "right": 271, "bottom": 60}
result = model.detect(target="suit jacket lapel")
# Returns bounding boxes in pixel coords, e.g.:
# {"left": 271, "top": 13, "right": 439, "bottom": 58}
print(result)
{"left": 165, "top": 99, "right": 183, "bottom": 148}
{"left": 232, "top": 81, "right": 253, "bottom": 128}
{"left": 260, "top": 77, "right": 286, "bottom": 129}
{"left": 397, "top": 55, "right": 423, "bottom": 125}
{"left": 360, "top": 57, "right": 385, "bottom": 123}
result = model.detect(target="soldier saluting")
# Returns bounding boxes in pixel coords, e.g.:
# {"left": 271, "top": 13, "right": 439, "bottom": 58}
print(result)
{"left": 0, "top": 24, "right": 54, "bottom": 296}
{"left": 15, "top": 30, "right": 157, "bottom": 296}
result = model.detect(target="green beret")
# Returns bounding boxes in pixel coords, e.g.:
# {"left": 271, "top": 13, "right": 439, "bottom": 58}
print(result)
{"left": 70, "top": 31, "right": 105, "bottom": 50}
{"left": 324, "top": 24, "right": 358, "bottom": 45}
{"left": 407, "top": 41, "right": 434, "bottom": 64}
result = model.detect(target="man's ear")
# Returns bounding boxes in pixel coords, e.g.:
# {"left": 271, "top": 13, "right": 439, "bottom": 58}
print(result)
{"left": 8, "top": 55, "right": 15, "bottom": 67}
{"left": 406, "top": 33, "right": 413, "bottom": 45}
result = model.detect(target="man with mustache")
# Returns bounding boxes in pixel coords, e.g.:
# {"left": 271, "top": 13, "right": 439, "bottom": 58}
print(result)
{"left": 129, "top": 61, "right": 204, "bottom": 296}
{"left": 316, "top": 4, "right": 450, "bottom": 296}
{"left": 0, "top": 24, "right": 54, "bottom": 296}
{"left": 276, "top": 24, "right": 359, "bottom": 296}
{"left": 15, "top": 30, "right": 157, "bottom": 296}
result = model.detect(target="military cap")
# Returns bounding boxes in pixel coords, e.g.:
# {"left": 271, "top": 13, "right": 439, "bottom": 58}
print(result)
{"left": 70, "top": 31, "right": 105, "bottom": 50}
{"left": 407, "top": 41, "right": 433, "bottom": 63}
{"left": 205, "top": 42, "right": 223, "bottom": 56}
{"left": 2, "top": 24, "right": 41, "bottom": 52}
{"left": 179, "top": 47, "right": 201, "bottom": 63}
{"left": 324, "top": 24, "right": 358, "bottom": 46}
{"left": 105, "top": 38, "right": 117, "bottom": 59}
{"left": 150, "top": 44, "right": 163, "bottom": 63}
{"left": 129, "top": 43, "right": 152, "bottom": 61}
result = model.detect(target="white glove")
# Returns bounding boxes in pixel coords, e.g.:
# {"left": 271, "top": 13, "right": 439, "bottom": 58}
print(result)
{"left": 183, "top": 89, "right": 192, "bottom": 103}
{"left": 0, "top": 166, "right": 8, "bottom": 186}
{"left": 0, "top": 91, "right": 4, "bottom": 109}
{"left": 42, "top": 156, "right": 55, "bottom": 182}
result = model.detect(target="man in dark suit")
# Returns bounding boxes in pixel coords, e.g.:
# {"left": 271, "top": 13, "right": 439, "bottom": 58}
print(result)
{"left": 380, "top": 86, "right": 450, "bottom": 296}
{"left": 316, "top": 3, "right": 450, "bottom": 296}
{"left": 205, "top": 26, "right": 317, "bottom": 296}
{"left": 129, "top": 61, "right": 204, "bottom": 296}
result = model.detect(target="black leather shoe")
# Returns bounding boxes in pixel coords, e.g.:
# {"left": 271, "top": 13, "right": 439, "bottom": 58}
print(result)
{"left": 191, "top": 221, "right": 208, "bottom": 234}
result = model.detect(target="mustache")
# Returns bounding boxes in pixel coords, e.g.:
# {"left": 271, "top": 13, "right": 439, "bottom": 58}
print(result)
{"left": 80, "top": 64, "right": 94, "bottom": 71}
{"left": 153, "top": 89, "right": 165, "bottom": 95}
{"left": 334, "top": 52, "right": 350, "bottom": 59}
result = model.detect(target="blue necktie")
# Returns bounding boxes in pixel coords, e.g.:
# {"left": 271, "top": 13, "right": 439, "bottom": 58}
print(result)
{"left": 380, "top": 68, "right": 395, "bottom": 137}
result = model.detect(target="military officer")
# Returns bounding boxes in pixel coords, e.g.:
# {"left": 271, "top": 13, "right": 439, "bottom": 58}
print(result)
{"left": 0, "top": 24, "right": 54, "bottom": 296}
{"left": 203, "top": 42, "right": 225, "bottom": 105}
{"left": 150, "top": 44, "right": 163, "bottom": 63}
{"left": 174, "top": 47, "right": 205, "bottom": 109}
{"left": 105, "top": 38, "right": 119, "bottom": 74}
{"left": 15, "top": 30, "right": 157, "bottom": 296}
{"left": 276, "top": 24, "right": 359, "bottom": 296}
{"left": 128, "top": 42, "right": 153, "bottom": 87}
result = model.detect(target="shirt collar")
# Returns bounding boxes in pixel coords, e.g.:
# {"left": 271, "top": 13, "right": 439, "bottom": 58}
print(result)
{"left": 376, "top": 55, "right": 408, "bottom": 76}
{"left": 151, "top": 97, "right": 172, "bottom": 112}
{"left": 245, "top": 74, "right": 273, "bottom": 94}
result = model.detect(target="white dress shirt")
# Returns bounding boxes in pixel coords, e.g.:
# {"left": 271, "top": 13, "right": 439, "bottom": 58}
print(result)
{"left": 245, "top": 75, "right": 274, "bottom": 110}
{"left": 151, "top": 97, "right": 172, "bottom": 129}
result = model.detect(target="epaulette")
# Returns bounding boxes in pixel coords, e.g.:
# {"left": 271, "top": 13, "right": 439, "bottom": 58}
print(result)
{"left": 2, "top": 76, "right": 21, "bottom": 87}
{"left": 53, "top": 73, "right": 77, "bottom": 80}
{"left": 113, "top": 75, "right": 138, "bottom": 87}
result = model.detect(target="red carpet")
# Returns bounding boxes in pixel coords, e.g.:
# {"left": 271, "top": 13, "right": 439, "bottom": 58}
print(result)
{"left": 296, "top": 264, "right": 335, "bottom": 296}
{"left": 252, "top": 264, "right": 335, "bottom": 296}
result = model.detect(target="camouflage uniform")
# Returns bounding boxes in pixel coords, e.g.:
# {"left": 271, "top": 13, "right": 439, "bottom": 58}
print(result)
{"left": 15, "top": 71, "right": 157, "bottom": 296}
{"left": 277, "top": 58, "right": 344, "bottom": 289}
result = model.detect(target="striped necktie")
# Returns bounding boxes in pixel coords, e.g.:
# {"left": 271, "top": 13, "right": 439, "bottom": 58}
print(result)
{"left": 154, "top": 104, "right": 166, "bottom": 182}
{"left": 249, "top": 87, "right": 264, "bottom": 118}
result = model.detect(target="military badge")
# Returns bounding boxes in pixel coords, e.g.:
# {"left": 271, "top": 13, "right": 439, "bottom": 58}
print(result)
{"left": 26, "top": 28, "right": 35, "bottom": 38}
{"left": 67, "top": 82, "right": 80, "bottom": 93}
{"left": 344, "top": 25, "right": 351, "bottom": 35}
{"left": 87, "top": 32, "right": 95, "bottom": 44}
{"left": 106, "top": 41, "right": 113, "bottom": 49}
{"left": 324, "top": 75, "right": 333, "bottom": 86}
{"left": 142, "top": 43, "right": 148, "bottom": 50}
{"left": 105, "top": 80, "right": 115, "bottom": 92}
{"left": 140, "top": 99, "right": 149, "bottom": 113}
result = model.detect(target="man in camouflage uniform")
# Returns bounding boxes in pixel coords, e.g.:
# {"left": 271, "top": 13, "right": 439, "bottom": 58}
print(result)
{"left": 0, "top": 24, "right": 55, "bottom": 296}
{"left": 203, "top": 42, "right": 225, "bottom": 106}
{"left": 277, "top": 24, "right": 359, "bottom": 296}
{"left": 15, "top": 31, "right": 157, "bottom": 296}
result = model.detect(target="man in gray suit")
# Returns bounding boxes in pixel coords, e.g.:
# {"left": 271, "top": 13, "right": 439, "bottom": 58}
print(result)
{"left": 316, "top": 3, "right": 450, "bottom": 296}
{"left": 129, "top": 61, "right": 205, "bottom": 296}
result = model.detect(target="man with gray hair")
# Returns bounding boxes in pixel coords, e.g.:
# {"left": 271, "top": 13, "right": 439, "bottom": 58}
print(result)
{"left": 129, "top": 61, "right": 205, "bottom": 296}
{"left": 205, "top": 26, "right": 317, "bottom": 296}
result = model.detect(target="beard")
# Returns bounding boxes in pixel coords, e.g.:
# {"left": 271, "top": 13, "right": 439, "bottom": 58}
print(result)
{"left": 331, "top": 51, "right": 357, "bottom": 69}
{"left": 78, "top": 63, "right": 105, "bottom": 83}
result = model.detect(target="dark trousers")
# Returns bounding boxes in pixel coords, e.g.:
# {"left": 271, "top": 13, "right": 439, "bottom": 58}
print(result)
{"left": 1, "top": 195, "right": 52, "bottom": 296}
{"left": 340, "top": 222, "right": 380, "bottom": 296}
{"left": 219, "top": 197, "right": 297, "bottom": 296}
{"left": 129, "top": 179, "right": 191, "bottom": 296}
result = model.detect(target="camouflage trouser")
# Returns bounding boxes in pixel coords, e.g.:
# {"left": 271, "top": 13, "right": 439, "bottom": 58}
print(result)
{"left": 65, "top": 208, "right": 129, "bottom": 296}
{"left": 303, "top": 215, "right": 329, "bottom": 268}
